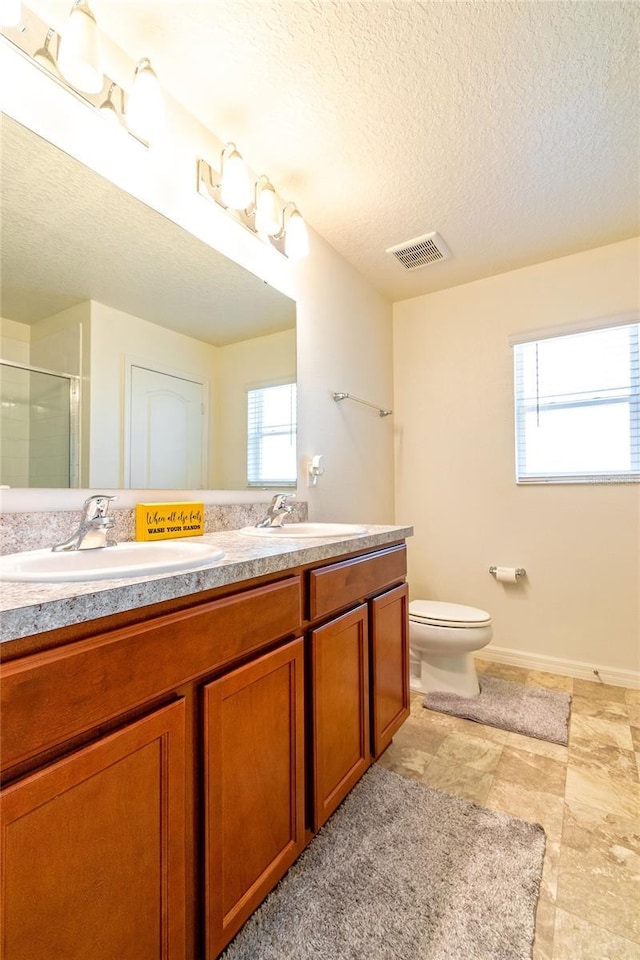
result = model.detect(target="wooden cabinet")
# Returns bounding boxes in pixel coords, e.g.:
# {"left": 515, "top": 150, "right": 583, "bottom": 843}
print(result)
{"left": 0, "top": 700, "right": 187, "bottom": 960}
{"left": 0, "top": 539, "right": 409, "bottom": 960}
{"left": 308, "top": 550, "right": 409, "bottom": 831}
{"left": 0, "top": 577, "right": 302, "bottom": 960}
{"left": 370, "top": 583, "right": 410, "bottom": 758}
{"left": 203, "top": 637, "right": 305, "bottom": 958}
{"left": 310, "top": 604, "right": 370, "bottom": 830}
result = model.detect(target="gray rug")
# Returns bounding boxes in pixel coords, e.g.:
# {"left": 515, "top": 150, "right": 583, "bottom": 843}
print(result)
{"left": 424, "top": 676, "right": 572, "bottom": 745}
{"left": 222, "top": 765, "right": 546, "bottom": 960}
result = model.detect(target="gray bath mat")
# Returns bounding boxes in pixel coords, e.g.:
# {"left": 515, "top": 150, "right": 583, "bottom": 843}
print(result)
{"left": 424, "top": 676, "right": 571, "bottom": 745}
{"left": 222, "top": 765, "right": 545, "bottom": 960}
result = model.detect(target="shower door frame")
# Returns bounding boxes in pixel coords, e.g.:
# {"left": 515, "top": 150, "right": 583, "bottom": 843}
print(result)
{"left": 0, "top": 359, "right": 81, "bottom": 488}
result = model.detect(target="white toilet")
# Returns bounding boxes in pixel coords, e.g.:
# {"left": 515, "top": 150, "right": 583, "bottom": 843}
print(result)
{"left": 409, "top": 600, "right": 493, "bottom": 698}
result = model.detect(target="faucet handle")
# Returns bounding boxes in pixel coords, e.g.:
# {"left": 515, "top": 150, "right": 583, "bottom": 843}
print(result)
{"left": 272, "top": 493, "right": 294, "bottom": 511}
{"left": 83, "top": 494, "right": 117, "bottom": 521}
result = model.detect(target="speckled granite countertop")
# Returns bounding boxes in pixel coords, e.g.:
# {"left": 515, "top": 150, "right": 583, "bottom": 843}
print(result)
{"left": 0, "top": 525, "right": 413, "bottom": 645}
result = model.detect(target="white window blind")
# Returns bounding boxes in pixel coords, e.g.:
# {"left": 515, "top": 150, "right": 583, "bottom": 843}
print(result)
{"left": 513, "top": 321, "right": 639, "bottom": 484}
{"left": 247, "top": 382, "right": 297, "bottom": 487}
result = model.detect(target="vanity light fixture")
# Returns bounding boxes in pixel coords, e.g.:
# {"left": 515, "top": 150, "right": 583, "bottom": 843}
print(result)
{"left": 197, "top": 157, "right": 309, "bottom": 260}
{"left": 0, "top": 0, "right": 21, "bottom": 27}
{"left": 219, "top": 143, "right": 253, "bottom": 210}
{"left": 33, "top": 27, "right": 58, "bottom": 74}
{"left": 126, "top": 57, "right": 164, "bottom": 145}
{"left": 2, "top": 4, "right": 155, "bottom": 150}
{"left": 57, "top": 0, "right": 103, "bottom": 94}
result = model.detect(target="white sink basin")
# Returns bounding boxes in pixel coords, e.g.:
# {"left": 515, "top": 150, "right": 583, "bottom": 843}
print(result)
{"left": 239, "top": 522, "right": 368, "bottom": 539}
{"left": 0, "top": 540, "right": 225, "bottom": 583}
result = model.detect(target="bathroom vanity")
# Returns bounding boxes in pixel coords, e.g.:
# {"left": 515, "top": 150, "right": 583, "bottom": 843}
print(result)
{"left": 0, "top": 525, "right": 411, "bottom": 960}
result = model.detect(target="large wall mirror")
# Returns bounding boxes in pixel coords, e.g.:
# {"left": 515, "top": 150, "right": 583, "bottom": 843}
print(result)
{"left": 0, "top": 116, "right": 297, "bottom": 491}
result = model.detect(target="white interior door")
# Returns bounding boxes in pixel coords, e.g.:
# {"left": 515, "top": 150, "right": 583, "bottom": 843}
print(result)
{"left": 129, "top": 366, "right": 205, "bottom": 488}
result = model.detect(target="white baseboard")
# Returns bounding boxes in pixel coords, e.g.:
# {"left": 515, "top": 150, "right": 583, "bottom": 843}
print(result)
{"left": 477, "top": 645, "right": 640, "bottom": 690}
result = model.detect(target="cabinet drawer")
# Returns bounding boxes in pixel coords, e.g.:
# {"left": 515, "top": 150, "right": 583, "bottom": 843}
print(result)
{"left": 308, "top": 545, "right": 406, "bottom": 621}
{"left": 1, "top": 576, "right": 302, "bottom": 772}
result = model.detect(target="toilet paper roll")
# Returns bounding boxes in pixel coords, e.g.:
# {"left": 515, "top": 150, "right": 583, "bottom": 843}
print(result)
{"left": 495, "top": 566, "right": 518, "bottom": 583}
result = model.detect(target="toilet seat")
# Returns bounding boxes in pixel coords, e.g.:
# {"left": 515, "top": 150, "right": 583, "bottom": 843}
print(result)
{"left": 409, "top": 600, "right": 492, "bottom": 629}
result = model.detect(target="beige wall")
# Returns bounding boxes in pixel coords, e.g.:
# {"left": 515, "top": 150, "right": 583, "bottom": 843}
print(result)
{"left": 0, "top": 317, "right": 30, "bottom": 364}
{"left": 295, "top": 236, "right": 395, "bottom": 524}
{"left": 215, "top": 329, "right": 296, "bottom": 489}
{"left": 393, "top": 238, "right": 640, "bottom": 680}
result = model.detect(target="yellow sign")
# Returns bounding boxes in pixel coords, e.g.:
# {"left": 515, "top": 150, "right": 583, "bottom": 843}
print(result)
{"left": 135, "top": 502, "right": 205, "bottom": 541}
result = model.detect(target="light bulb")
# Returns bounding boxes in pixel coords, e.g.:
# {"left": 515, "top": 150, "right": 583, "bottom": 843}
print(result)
{"left": 0, "top": 0, "right": 21, "bottom": 27}
{"left": 57, "top": 1, "right": 103, "bottom": 94}
{"left": 285, "top": 209, "right": 310, "bottom": 260}
{"left": 220, "top": 147, "right": 252, "bottom": 210}
{"left": 255, "top": 181, "right": 280, "bottom": 236}
{"left": 126, "top": 58, "right": 164, "bottom": 144}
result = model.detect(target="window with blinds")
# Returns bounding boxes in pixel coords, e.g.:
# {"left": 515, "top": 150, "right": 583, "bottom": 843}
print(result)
{"left": 513, "top": 320, "right": 639, "bottom": 483}
{"left": 247, "top": 381, "right": 297, "bottom": 487}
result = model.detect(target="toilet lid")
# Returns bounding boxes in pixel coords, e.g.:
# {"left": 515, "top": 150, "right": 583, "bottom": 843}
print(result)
{"left": 409, "top": 600, "right": 492, "bottom": 628}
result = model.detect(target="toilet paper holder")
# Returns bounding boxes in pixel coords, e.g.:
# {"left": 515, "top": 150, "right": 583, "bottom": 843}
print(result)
{"left": 489, "top": 566, "right": 527, "bottom": 579}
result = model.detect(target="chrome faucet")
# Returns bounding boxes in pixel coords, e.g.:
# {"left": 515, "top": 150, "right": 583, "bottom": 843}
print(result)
{"left": 52, "top": 495, "right": 118, "bottom": 551}
{"left": 256, "top": 493, "right": 294, "bottom": 528}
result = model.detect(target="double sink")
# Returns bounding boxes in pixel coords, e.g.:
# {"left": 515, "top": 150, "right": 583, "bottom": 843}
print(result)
{"left": 0, "top": 523, "right": 368, "bottom": 583}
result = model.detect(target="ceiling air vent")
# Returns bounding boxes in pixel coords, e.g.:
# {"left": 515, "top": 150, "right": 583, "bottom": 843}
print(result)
{"left": 385, "top": 232, "right": 451, "bottom": 270}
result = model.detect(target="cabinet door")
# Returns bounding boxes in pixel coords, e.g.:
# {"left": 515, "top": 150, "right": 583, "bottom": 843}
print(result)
{"left": 0, "top": 700, "right": 186, "bottom": 960}
{"left": 370, "top": 583, "right": 410, "bottom": 758}
{"left": 311, "top": 604, "right": 370, "bottom": 831}
{"left": 203, "top": 637, "right": 305, "bottom": 959}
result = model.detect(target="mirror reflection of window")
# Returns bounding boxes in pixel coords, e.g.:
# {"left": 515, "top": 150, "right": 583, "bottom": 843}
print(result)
{"left": 247, "top": 382, "right": 297, "bottom": 487}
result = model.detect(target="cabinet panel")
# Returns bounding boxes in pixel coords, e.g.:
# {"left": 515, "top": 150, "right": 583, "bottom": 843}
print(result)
{"left": 311, "top": 604, "right": 370, "bottom": 831}
{"left": 370, "top": 583, "right": 410, "bottom": 758}
{"left": 0, "top": 700, "right": 186, "bottom": 960}
{"left": 1, "top": 576, "right": 301, "bottom": 772}
{"left": 204, "top": 637, "right": 305, "bottom": 959}
{"left": 308, "top": 545, "right": 406, "bottom": 621}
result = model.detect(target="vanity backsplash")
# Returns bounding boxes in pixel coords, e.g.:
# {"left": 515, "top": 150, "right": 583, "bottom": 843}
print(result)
{"left": 0, "top": 500, "right": 308, "bottom": 556}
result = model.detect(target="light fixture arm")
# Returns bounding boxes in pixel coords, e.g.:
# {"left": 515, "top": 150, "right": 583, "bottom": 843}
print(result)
{"left": 134, "top": 55, "right": 152, "bottom": 76}
{"left": 43, "top": 26, "right": 56, "bottom": 52}
{"left": 248, "top": 173, "right": 271, "bottom": 215}
{"left": 274, "top": 201, "right": 298, "bottom": 240}
{"left": 105, "top": 80, "right": 125, "bottom": 112}
{"left": 33, "top": 26, "right": 60, "bottom": 71}
{"left": 197, "top": 157, "right": 215, "bottom": 194}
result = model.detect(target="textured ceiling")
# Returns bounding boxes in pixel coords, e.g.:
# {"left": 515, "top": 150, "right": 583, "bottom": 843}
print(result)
{"left": 0, "top": 117, "right": 295, "bottom": 345}
{"left": 24, "top": 1, "right": 640, "bottom": 300}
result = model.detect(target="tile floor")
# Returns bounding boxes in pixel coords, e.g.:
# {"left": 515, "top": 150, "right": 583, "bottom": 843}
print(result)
{"left": 376, "top": 659, "right": 640, "bottom": 960}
